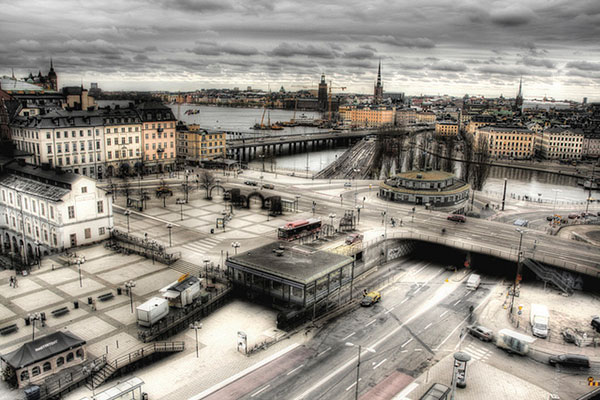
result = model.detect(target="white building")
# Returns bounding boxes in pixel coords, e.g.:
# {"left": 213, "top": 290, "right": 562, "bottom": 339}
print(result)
{"left": 0, "top": 160, "right": 112, "bottom": 263}
{"left": 537, "top": 127, "right": 584, "bottom": 160}
{"left": 583, "top": 134, "right": 600, "bottom": 159}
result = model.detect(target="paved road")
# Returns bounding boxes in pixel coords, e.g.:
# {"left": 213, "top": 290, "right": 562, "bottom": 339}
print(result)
{"left": 203, "top": 260, "right": 495, "bottom": 400}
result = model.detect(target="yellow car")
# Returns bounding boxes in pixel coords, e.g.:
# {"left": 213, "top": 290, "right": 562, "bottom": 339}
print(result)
{"left": 360, "top": 291, "right": 381, "bottom": 307}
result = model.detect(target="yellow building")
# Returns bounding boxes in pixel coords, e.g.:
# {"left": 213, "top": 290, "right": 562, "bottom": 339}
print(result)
{"left": 416, "top": 112, "right": 436, "bottom": 124}
{"left": 138, "top": 102, "right": 177, "bottom": 173}
{"left": 466, "top": 115, "right": 496, "bottom": 135}
{"left": 177, "top": 126, "right": 226, "bottom": 165}
{"left": 538, "top": 127, "right": 584, "bottom": 160}
{"left": 435, "top": 121, "right": 459, "bottom": 137}
{"left": 103, "top": 108, "right": 142, "bottom": 176}
{"left": 339, "top": 106, "right": 395, "bottom": 128}
{"left": 475, "top": 126, "right": 535, "bottom": 159}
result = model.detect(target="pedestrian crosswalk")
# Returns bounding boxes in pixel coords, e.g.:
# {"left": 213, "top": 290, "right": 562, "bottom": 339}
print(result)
{"left": 180, "top": 237, "right": 222, "bottom": 254}
{"left": 464, "top": 342, "right": 492, "bottom": 362}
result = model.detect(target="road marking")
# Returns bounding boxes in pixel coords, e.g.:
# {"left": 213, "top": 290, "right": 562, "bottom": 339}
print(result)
{"left": 373, "top": 359, "right": 387, "bottom": 370}
{"left": 286, "top": 364, "right": 305, "bottom": 376}
{"left": 341, "top": 332, "right": 356, "bottom": 341}
{"left": 454, "top": 299, "right": 461, "bottom": 306}
{"left": 317, "top": 347, "right": 331, "bottom": 357}
{"left": 414, "top": 348, "right": 423, "bottom": 352}
{"left": 439, "top": 310, "right": 449, "bottom": 318}
{"left": 401, "top": 338, "right": 413, "bottom": 348}
{"left": 400, "top": 298, "right": 408, "bottom": 304}
{"left": 385, "top": 307, "right": 395, "bottom": 314}
{"left": 423, "top": 323, "right": 432, "bottom": 330}
{"left": 251, "top": 385, "right": 270, "bottom": 397}
{"left": 401, "top": 350, "right": 408, "bottom": 353}
{"left": 366, "top": 319, "right": 376, "bottom": 327}
{"left": 411, "top": 265, "right": 427, "bottom": 276}
{"left": 345, "top": 378, "right": 362, "bottom": 391}
{"left": 414, "top": 286, "right": 421, "bottom": 294}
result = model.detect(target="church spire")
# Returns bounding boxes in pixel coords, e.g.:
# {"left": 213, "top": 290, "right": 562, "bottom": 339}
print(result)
{"left": 517, "top": 76, "right": 522, "bottom": 98}
{"left": 377, "top": 59, "right": 382, "bottom": 87}
{"left": 374, "top": 59, "right": 383, "bottom": 103}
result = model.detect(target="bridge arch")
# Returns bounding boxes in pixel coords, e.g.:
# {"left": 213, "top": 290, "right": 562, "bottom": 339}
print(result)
{"left": 209, "top": 184, "right": 226, "bottom": 199}
{"left": 246, "top": 191, "right": 266, "bottom": 209}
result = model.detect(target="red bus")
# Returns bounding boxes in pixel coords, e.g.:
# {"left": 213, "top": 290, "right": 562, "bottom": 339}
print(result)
{"left": 278, "top": 218, "right": 321, "bottom": 241}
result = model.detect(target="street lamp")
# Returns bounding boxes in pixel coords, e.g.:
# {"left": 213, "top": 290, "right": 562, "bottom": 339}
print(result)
{"left": 190, "top": 321, "right": 202, "bottom": 358}
{"left": 77, "top": 256, "right": 86, "bottom": 288}
{"left": 28, "top": 313, "right": 42, "bottom": 341}
{"left": 356, "top": 205, "right": 362, "bottom": 224}
{"left": 353, "top": 168, "right": 360, "bottom": 206}
{"left": 231, "top": 241, "right": 240, "bottom": 255}
{"left": 203, "top": 258, "right": 210, "bottom": 280}
{"left": 176, "top": 198, "right": 186, "bottom": 221}
{"left": 552, "top": 189, "right": 561, "bottom": 214}
{"left": 124, "top": 210, "right": 131, "bottom": 233}
{"left": 125, "top": 280, "right": 136, "bottom": 313}
{"left": 166, "top": 223, "right": 172, "bottom": 247}
{"left": 345, "top": 342, "right": 376, "bottom": 400}
{"left": 34, "top": 240, "right": 41, "bottom": 268}
{"left": 510, "top": 228, "right": 525, "bottom": 314}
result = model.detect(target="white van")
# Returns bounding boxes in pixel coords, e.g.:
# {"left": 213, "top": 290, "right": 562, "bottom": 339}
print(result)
{"left": 530, "top": 304, "right": 550, "bottom": 338}
{"left": 466, "top": 274, "right": 481, "bottom": 290}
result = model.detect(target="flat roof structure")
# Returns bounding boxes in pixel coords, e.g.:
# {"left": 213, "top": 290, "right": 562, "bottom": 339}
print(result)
{"left": 229, "top": 242, "right": 352, "bottom": 285}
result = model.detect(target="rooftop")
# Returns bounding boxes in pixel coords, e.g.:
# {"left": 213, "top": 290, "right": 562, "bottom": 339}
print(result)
{"left": 1, "top": 331, "right": 85, "bottom": 369}
{"left": 227, "top": 242, "right": 353, "bottom": 285}
{"left": 394, "top": 170, "right": 455, "bottom": 181}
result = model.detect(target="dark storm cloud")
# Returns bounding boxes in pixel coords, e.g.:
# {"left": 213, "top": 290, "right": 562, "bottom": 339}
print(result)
{"left": 0, "top": 0, "right": 598, "bottom": 98}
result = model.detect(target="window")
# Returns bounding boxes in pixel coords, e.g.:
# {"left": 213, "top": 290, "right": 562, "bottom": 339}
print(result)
{"left": 84, "top": 228, "right": 91, "bottom": 239}
{"left": 47, "top": 145, "right": 52, "bottom": 154}
{"left": 68, "top": 206, "right": 75, "bottom": 219}
{"left": 107, "top": 138, "right": 111, "bottom": 145}
{"left": 57, "top": 144, "right": 62, "bottom": 153}
{"left": 108, "top": 151, "right": 112, "bottom": 159}
{"left": 76, "top": 349, "right": 84, "bottom": 359}
{"left": 81, "top": 187, "right": 87, "bottom": 194}
{"left": 106, "top": 129, "right": 111, "bottom": 134}
{"left": 99, "top": 227, "right": 105, "bottom": 235}
{"left": 66, "top": 352, "right": 74, "bottom": 363}
{"left": 80, "top": 142, "right": 85, "bottom": 151}
{"left": 20, "top": 370, "right": 29, "bottom": 382}
{"left": 32, "top": 366, "right": 40, "bottom": 376}
{"left": 97, "top": 200, "right": 103, "bottom": 213}
{"left": 43, "top": 362, "right": 51, "bottom": 372}
{"left": 135, "top": 136, "right": 139, "bottom": 143}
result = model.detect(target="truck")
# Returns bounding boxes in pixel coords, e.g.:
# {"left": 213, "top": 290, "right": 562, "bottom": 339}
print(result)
{"left": 530, "top": 304, "right": 549, "bottom": 338}
{"left": 136, "top": 297, "right": 169, "bottom": 327}
{"left": 466, "top": 274, "right": 481, "bottom": 290}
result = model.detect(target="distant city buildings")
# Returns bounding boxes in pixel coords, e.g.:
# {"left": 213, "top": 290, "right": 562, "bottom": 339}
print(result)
{"left": 474, "top": 126, "right": 535, "bottom": 159}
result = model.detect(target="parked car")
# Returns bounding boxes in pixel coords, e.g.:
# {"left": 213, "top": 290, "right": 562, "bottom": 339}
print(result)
{"left": 345, "top": 233, "right": 364, "bottom": 245}
{"left": 466, "top": 325, "right": 494, "bottom": 342}
{"left": 360, "top": 291, "right": 381, "bottom": 307}
{"left": 419, "top": 383, "right": 450, "bottom": 400}
{"left": 262, "top": 183, "right": 275, "bottom": 190}
{"left": 591, "top": 316, "right": 600, "bottom": 333}
{"left": 344, "top": 182, "right": 352, "bottom": 188}
{"left": 447, "top": 214, "right": 466, "bottom": 223}
{"left": 548, "top": 354, "right": 590, "bottom": 368}
{"left": 244, "top": 180, "right": 258, "bottom": 186}
{"left": 568, "top": 213, "right": 579, "bottom": 219}
{"left": 561, "top": 328, "right": 577, "bottom": 344}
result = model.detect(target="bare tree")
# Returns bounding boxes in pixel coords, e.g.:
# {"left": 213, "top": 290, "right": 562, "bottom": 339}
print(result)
{"left": 406, "top": 138, "right": 415, "bottom": 171}
{"left": 432, "top": 139, "right": 443, "bottom": 170}
{"left": 461, "top": 133, "right": 474, "bottom": 183}
{"left": 200, "top": 170, "right": 216, "bottom": 199}
{"left": 471, "top": 134, "right": 491, "bottom": 190}
{"left": 442, "top": 136, "right": 455, "bottom": 172}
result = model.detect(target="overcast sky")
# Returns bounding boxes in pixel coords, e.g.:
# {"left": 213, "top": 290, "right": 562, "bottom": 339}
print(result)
{"left": 1, "top": 0, "right": 599, "bottom": 100}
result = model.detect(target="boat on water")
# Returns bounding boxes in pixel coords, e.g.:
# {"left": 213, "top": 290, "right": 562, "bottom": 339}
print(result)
{"left": 184, "top": 109, "right": 200, "bottom": 115}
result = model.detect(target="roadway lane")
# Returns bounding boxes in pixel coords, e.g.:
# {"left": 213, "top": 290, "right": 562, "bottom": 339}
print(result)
{"left": 227, "top": 260, "right": 496, "bottom": 400}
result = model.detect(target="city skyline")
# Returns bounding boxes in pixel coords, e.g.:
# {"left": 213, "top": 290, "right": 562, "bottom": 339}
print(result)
{"left": 1, "top": 0, "right": 599, "bottom": 100}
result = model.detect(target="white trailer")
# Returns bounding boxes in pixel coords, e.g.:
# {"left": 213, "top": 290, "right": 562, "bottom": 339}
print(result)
{"left": 530, "top": 304, "right": 549, "bottom": 338}
{"left": 136, "top": 297, "right": 169, "bottom": 327}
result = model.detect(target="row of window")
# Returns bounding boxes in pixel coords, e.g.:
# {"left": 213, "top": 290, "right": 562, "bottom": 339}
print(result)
{"left": 48, "top": 140, "right": 100, "bottom": 154}
{"left": 19, "top": 349, "right": 84, "bottom": 382}
{"left": 106, "top": 127, "right": 139, "bottom": 133}
{"left": 107, "top": 137, "right": 139, "bottom": 145}
{"left": 145, "top": 132, "right": 174, "bottom": 139}
{"left": 4, "top": 214, "right": 57, "bottom": 245}
{"left": 145, "top": 152, "right": 174, "bottom": 160}
{"left": 56, "top": 154, "right": 102, "bottom": 166}
{"left": 107, "top": 149, "right": 139, "bottom": 159}
{"left": 1, "top": 191, "right": 55, "bottom": 219}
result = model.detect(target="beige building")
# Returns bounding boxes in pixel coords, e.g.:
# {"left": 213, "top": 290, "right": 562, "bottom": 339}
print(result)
{"left": 583, "top": 134, "right": 600, "bottom": 159}
{"left": 396, "top": 109, "right": 417, "bottom": 125}
{"left": 475, "top": 126, "right": 535, "bottom": 159}
{"left": 62, "top": 86, "right": 97, "bottom": 111}
{"left": 137, "top": 102, "right": 177, "bottom": 173}
{"left": 416, "top": 112, "right": 436, "bottom": 124}
{"left": 177, "top": 126, "right": 226, "bottom": 165}
{"left": 466, "top": 115, "right": 496, "bottom": 135}
{"left": 537, "top": 127, "right": 584, "bottom": 160}
{"left": 435, "top": 121, "right": 459, "bottom": 137}
{"left": 339, "top": 106, "right": 395, "bottom": 127}
{"left": 103, "top": 108, "right": 142, "bottom": 176}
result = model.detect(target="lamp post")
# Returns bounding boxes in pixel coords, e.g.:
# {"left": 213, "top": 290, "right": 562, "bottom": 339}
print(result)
{"left": 552, "top": 189, "right": 561, "bottom": 214}
{"left": 510, "top": 228, "right": 525, "bottom": 314}
{"left": 203, "top": 258, "right": 210, "bottom": 280}
{"left": 231, "top": 241, "right": 240, "bottom": 255}
{"left": 190, "top": 321, "right": 202, "bottom": 358}
{"left": 34, "top": 240, "right": 41, "bottom": 268}
{"left": 166, "top": 223, "right": 172, "bottom": 247}
{"left": 77, "top": 257, "right": 86, "bottom": 287}
{"left": 28, "top": 313, "right": 42, "bottom": 341}
{"left": 356, "top": 205, "right": 362, "bottom": 224}
{"left": 329, "top": 213, "right": 336, "bottom": 236}
{"left": 124, "top": 209, "right": 131, "bottom": 232}
{"left": 345, "top": 342, "right": 376, "bottom": 400}
{"left": 176, "top": 198, "right": 185, "bottom": 221}
{"left": 353, "top": 168, "right": 360, "bottom": 206}
{"left": 125, "top": 280, "right": 136, "bottom": 313}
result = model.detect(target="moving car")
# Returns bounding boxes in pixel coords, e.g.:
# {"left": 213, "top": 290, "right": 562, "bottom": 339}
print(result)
{"left": 447, "top": 214, "right": 466, "bottom": 223}
{"left": 244, "top": 180, "right": 258, "bottom": 186}
{"left": 344, "top": 182, "right": 352, "bottom": 188}
{"left": 568, "top": 213, "right": 579, "bottom": 219}
{"left": 262, "top": 183, "right": 275, "bottom": 190}
{"left": 548, "top": 354, "right": 590, "bottom": 368}
{"left": 360, "top": 291, "right": 381, "bottom": 307}
{"left": 467, "top": 325, "right": 494, "bottom": 342}
{"left": 345, "top": 233, "right": 364, "bottom": 245}
{"left": 466, "top": 274, "right": 481, "bottom": 290}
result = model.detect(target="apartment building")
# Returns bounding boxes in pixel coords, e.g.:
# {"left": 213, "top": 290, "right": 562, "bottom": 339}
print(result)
{"left": 435, "top": 121, "right": 459, "bottom": 137}
{"left": 583, "top": 134, "right": 600, "bottom": 159}
{"left": 0, "top": 160, "right": 112, "bottom": 262}
{"left": 537, "top": 127, "right": 584, "bottom": 160}
{"left": 475, "top": 126, "right": 535, "bottom": 159}
{"left": 176, "top": 125, "right": 226, "bottom": 165}
{"left": 103, "top": 108, "right": 142, "bottom": 176}
{"left": 137, "top": 102, "right": 177, "bottom": 173}
{"left": 339, "top": 105, "right": 395, "bottom": 127}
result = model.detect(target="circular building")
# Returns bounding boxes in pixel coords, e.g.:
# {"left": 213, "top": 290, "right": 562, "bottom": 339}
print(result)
{"left": 379, "top": 170, "right": 470, "bottom": 207}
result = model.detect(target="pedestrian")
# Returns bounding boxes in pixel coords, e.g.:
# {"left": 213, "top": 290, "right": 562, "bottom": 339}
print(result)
{"left": 14, "top": 276, "right": 18, "bottom": 288}
{"left": 400, "top": 219, "right": 403, "bottom": 226}
{"left": 9, "top": 276, "right": 13, "bottom": 287}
